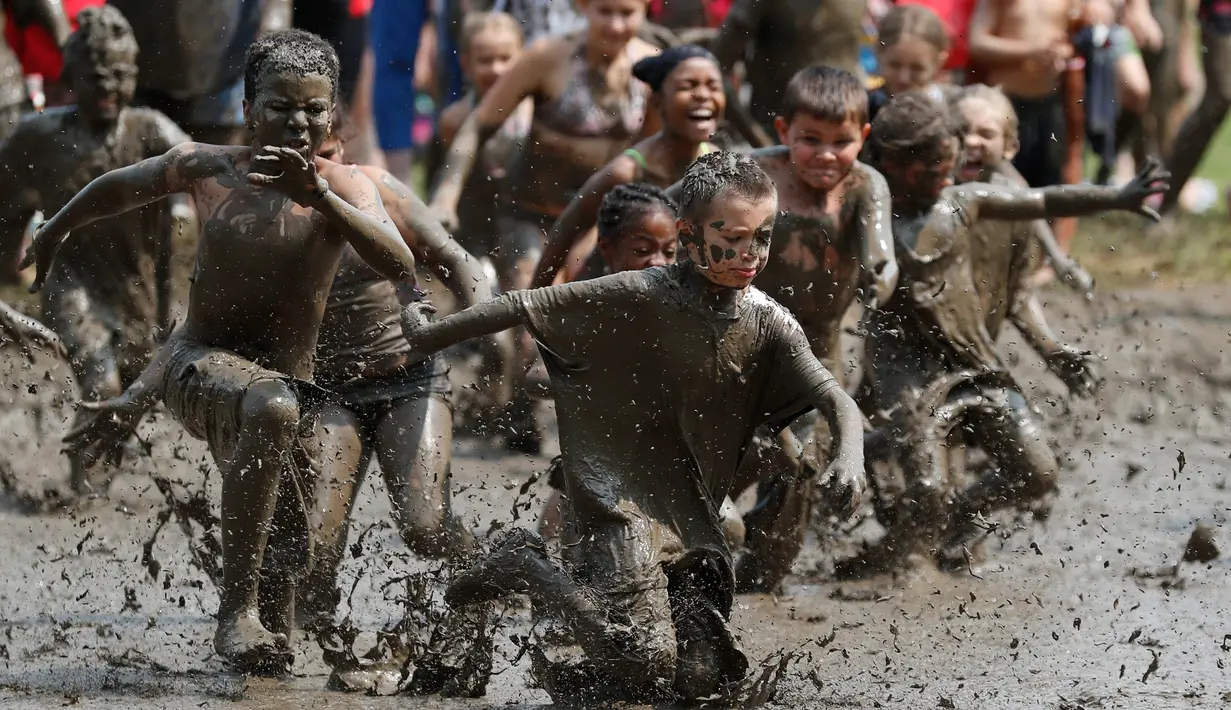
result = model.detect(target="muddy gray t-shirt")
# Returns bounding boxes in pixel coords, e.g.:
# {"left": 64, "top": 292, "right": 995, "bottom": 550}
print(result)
{"left": 508, "top": 263, "right": 838, "bottom": 563}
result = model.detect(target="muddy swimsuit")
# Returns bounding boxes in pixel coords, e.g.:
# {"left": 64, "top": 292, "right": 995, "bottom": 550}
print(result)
{"left": 455, "top": 92, "right": 530, "bottom": 261}
{"left": 497, "top": 40, "right": 647, "bottom": 271}
{"left": 314, "top": 245, "right": 452, "bottom": 422}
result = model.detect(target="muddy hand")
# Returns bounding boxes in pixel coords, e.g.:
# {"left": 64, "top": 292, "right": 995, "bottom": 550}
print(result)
{"left": 0, "top": 304, "right": 65, "bottom": 361}
{"left": 1046, "top": 346, "right": 1101, "bottom": 398}
{"left": 1118, "top": 156, "right": 1170, "bottom": 221}
{"left": 400, "top": 300, "right": 437, "bottom": 360}
{"left": 17, "top": 219, "right": 68, "bottom": 293}
{"left": 1052, "top": 256, "right": 1094, "bottom": 295}
{"left": 248, "top": 146, "right": 327, "bottom": 206}
{"left": 866, "top": 258, "right": 898, "bottom": 311}
{"left": 819, "top": 458, "right": 865, "bottom": 520}
{"left": 64, "top": 396, "right": 149, "bottom": 468}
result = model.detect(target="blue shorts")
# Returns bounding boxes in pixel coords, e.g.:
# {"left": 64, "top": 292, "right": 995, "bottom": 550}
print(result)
{"left": 371, "top": 0, "right": 430, "bottom": 151}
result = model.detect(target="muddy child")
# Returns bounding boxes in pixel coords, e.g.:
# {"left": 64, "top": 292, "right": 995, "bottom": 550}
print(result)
{"left": 434, "top": 11, "right": 531, "bottom": 269}
{"left": 532, "top": 44, "right": 724, "bottom": 287}
{"left": 0, "top": 6, "right": 192, "bottom": 497}
{"left": 679, "top": 66, "right": 894, "bottom": 593}
{"left": 858, "top": 91, "right": 1167, "bottom": 570}
{"left": 22, "top": 29, "right": 416, "bottom": 673}
{"left": 401, "top": 151, "right": 865, "bottom": 703}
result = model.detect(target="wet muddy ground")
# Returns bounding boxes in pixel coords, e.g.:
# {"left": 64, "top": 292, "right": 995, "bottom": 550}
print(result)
{"left": 1, "top": 282, "right": 1229, "bottom": 709}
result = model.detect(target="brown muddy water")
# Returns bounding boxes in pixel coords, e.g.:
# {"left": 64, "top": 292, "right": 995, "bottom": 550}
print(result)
{"left": 0, "top": 285, "right": 1228, "bottom": 709}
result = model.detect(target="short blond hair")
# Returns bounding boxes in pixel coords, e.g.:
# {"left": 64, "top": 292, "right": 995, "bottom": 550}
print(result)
{"left": 461, "top": 11, "right": 523, "bottom": 54}
{"left": 953, "top": 84, "right": 1019, "bottom": 147}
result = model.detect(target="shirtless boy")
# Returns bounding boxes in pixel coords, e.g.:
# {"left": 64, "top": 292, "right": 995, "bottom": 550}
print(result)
{"left": 0, "top": 6, "right": 192, "bottom": 497}
{"left": 671, "top": 66, "right": 895, "bottom": 593}
{"left": 22, "top": 29, "right": 416, "bottom": 673}
{"left": 400, "top": 151, "right": 864, "bottom": 703}
{"left": 859, "top": 91, "right": 1166, "bottom": 570}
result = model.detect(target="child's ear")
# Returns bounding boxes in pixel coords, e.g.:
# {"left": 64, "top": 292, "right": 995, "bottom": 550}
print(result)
{"left": 935, "top": 51, "right": 950, "bottom": 76}
{"left": 774, "top": 115, "right": 790, "bottom": 145}
{"left": 861, "top": 123, "right": 871, "bottom": 140}
{"left": 1005, "top": 136, "right": 1020, "bottom": 162}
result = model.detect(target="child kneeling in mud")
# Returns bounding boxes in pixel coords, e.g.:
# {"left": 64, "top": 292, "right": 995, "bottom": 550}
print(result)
{"left": 401, "top": 151, "right": 865, "bottom": 703}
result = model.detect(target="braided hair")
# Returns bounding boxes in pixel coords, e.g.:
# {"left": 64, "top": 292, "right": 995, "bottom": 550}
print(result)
{"left": 597, "top": 183, "right": 678, "bottom": 243}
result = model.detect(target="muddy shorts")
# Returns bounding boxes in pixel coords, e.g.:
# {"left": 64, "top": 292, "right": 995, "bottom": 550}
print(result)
{"left": 564, "top": 516, "right": 748, "bottom": 692}
{"left": 495, "top": 203, "right": 555, "bottom": 274}
{"left": 162, "top": 340, "right": 325, "bottom": 574}
{"left": 327, "top": 354, "right": 453, "bottom": 433}
{"left": 1009, "top": 92, "right": 1067, "bottom": 188}
{"left": 42, "top": 276, "right": 156, "bottom": 397}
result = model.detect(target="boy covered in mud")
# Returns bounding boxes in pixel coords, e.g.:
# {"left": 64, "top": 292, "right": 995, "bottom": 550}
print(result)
{"left": 21, "top": 29, "right": 416, "bottom": 673}
{"left": 669, "top": 66, "right": 895, "bottom": 593}
{"left": 400, "top": 151, "right": 865, "bottom": 703}
{"left": 0, "top": 6, "right": 192, "bottom": 497}
{"left": 857, "top": 91, "right": 1167, "bottom": 571}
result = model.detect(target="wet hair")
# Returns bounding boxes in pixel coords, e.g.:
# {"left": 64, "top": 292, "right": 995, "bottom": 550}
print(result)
{"left": 461, "top": 11, "right": 523, "bottom": 52}
{"left": 779, "top": 65, "right": 868, "bottom": 126}
{"left": 597, "top": 183, "right": 678, "bottom": 242}
{"left": 677, "top": 150, "right": 776, "bottom": 224}
{"left": 878, "top": 4, "right": 951, "bottom": 54}
{"left": 868, "top": 90, "right": 964, "bottom": 167}
{"left": 953, "top": 83, "right": 1019, "bottom": 146}
{"left": 62, "top": 5, "right": 138, "bottom": 74}
{"left": 632, "top": 44, "right": 719, "bottom": 93}
{"left": 244, "top": 28, "right": 340, "bottom": 105}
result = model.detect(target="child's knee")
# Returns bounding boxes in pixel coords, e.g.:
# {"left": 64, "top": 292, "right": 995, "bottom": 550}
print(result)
{"left": 242, "top": 380, "right": 300, "bottom": 435}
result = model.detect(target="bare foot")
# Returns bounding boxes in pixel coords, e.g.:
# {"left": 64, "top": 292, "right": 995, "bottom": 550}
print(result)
{"left": 214, "top": 610, "right": 291, "bottom": 675}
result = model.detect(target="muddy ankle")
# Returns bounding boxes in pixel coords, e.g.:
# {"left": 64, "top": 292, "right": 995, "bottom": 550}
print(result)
{"left": 445, "top": 529, "right": 553, "bottom": 607}
{"left": 215, "top": 610, "right": 291, "bottom": 675}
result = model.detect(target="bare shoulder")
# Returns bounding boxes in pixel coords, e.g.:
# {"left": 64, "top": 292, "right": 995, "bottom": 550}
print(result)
{"left": 749, "top": 145, "right": 791, "bottom": 175}
{"left": 164, "top": 143, "right": 244, "bottom": 187}
{"left": 603, "top": 151, "right": 641, "bottom": 185}
{"left": 318, "top": 160, "right": 383, "bottom": 206}
{"left": 357, "top": 164, "right": 413, "bottom": 200}
{"left": 627, "top": 37, "right": 662, "bottom": 62}
{"left": 849, "top": 161, "right": 889, "bottom": 194}
{"left": 744, "top": 286, "right": 808, "bottom": 338}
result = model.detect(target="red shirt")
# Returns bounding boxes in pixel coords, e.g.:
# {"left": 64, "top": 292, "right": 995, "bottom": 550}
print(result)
{"left": 649, "top": 0, "right": 733, "bottom": 28}
{"left": 896, "top": 0, "right": 977, "bottom": 71}
{"left": 4, "top": 0, "right": 103, "bottom": 81}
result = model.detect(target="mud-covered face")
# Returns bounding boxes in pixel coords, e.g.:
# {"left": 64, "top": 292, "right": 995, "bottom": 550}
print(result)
{"left": 775, "top": 113, "right": 869, "bottom": 192}
{"left": 678, "top": 193, "right": 776, "bottom": 289}
{"left": 956, "top": 97, "right": 1015, "bottom": 184}
{"left": 463, "top": 29, "right": 521, "bottom": 96}
{"left": 662, "top": 57, "right": 725, "bottom": 144}
{"left": 598, "top": 208, "right": 678, "bottom": 272}
{"left": 881, "top": 136, "right": 961, "bottom": 203}
{"left": 68, "top": 51, "right": 137, "bottom": 125}
{"left": 244, "top": 72, "right": 334, "bottom": 160}
{"left": 878, "top": 36, "right": 947, "bottom": 97}
{"left": 582, "top": 0, "right": 646, "bottom": 55}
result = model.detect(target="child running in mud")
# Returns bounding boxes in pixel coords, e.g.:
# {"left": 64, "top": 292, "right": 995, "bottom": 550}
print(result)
{"left": 869, "top": 4, "right": 952, "bottom": 122}
{"left": 430, "top": 0, "right": 660, "bottom": 453}
{"left": 532, "top": 44, "right": 724, "bottom": 288}
{"left": 22, "top": 29, "right": 416, "bottom": 674}
{"left": 401, "top": 151, "right": 865, "bottom": 704}
{"left": 434, "top": 11, "right": 531, "bottom": 270}
{"left": 675, "top": 66, "right": 895, "bottom": 593}
{"left": 0, "top": 6, "right": 192, "bottom": 498}
{"left": 855, "top": 90, "right": 1167, "bottom": 572}
{"left": 952, "top": 84, "right": 1094, "bottom": 295}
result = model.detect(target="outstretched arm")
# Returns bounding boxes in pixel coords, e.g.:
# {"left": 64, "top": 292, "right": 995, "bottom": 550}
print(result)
{"left": 807, "top": 378, "right": 865, "bottom": 519}
{"left": 858, "top": 166, "right": 899, "bottom": 308}
{"left": 430, "top": 44, "right": 551, "bottom": 227}
{"left": 20, "top": 143, "right": 215, "bottom": 291}
{"left": 966, "top": 158, "right": 1169, "bottom": 222}
{"left": 534, "top": 159, "right": 636, "bottom": 288}
{"left": 1010, "top": 291, "right": 1099, "bottom": 397}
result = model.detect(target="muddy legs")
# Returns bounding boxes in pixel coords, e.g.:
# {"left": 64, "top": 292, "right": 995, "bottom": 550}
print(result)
{"left": 215, "top": 380, "right": 300, "bottom": 673}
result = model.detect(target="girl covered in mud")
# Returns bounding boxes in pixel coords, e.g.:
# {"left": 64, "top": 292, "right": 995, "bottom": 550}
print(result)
{"left": 434, "top": 11, "right": 531, "bottom": 269}
{"left": 531, "top": 44, "right": 724, "bottom": 288}
{"left": 430, "top": 0, "right": 659, "bottom": 453}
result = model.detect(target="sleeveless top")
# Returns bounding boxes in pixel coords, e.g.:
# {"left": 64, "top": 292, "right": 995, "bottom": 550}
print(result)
{"left": 316, "top": 245, "right": 416, "bottom": 389}
{"left": 535, "top": 43, "right": 647, "bottom": 139}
